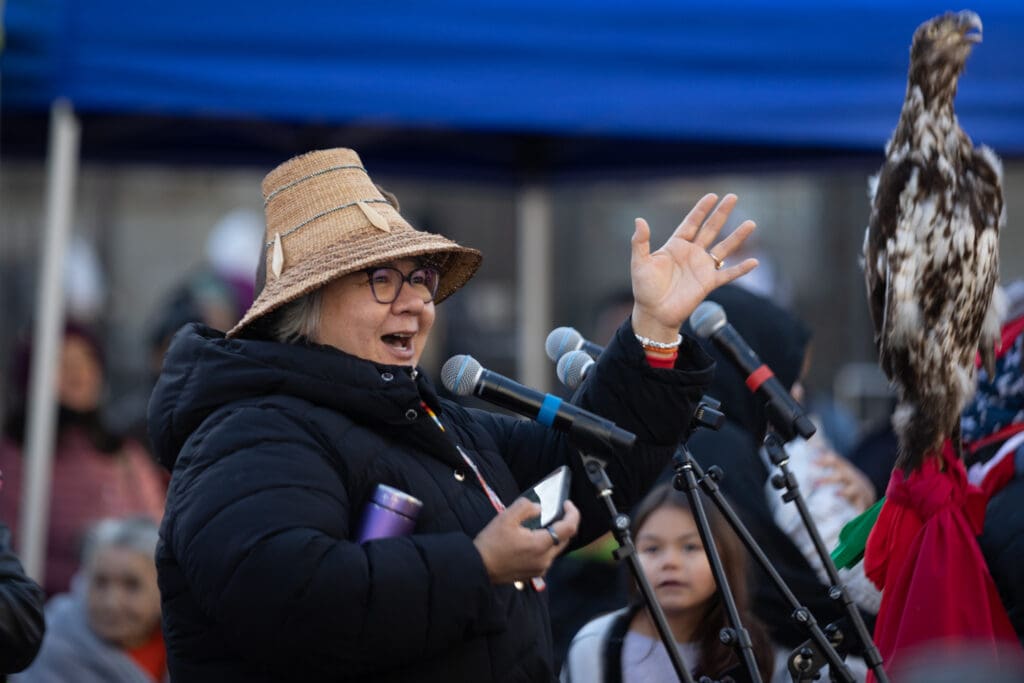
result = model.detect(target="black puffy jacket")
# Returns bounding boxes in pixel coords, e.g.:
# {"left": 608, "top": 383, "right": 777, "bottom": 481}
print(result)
{"left": 148, "top": 321, "right": 712, "bottom": 682}
{"left": 0, "top": 522, "right": 45, "bottom": 674}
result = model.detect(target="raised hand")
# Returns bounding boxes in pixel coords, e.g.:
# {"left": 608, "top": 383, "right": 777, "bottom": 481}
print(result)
{"left": 630, "top": 193, "right": 758, "bottom": 343}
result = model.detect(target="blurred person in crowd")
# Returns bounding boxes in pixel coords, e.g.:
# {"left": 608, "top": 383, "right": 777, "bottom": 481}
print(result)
{"left": 0, "top": 321, "right": 166, "bottom": 596}
{"left": 143, "top": 207, "right": 263, "bottom": 376}
{"left": 107, "top": 207, "right": 264, "bottom": 447}
{"left": 151, "top": 206, "right": 264, "bottom": 346}
{"left": 683, "top": 285, "right": 875, "bottom": 663}
{"left": 958, "top": 298, "right": 1024, "bottom": 646}
{"left": 14, "top": 516, "right": 165, "bottom": 682}
{"left": 202, "top": 206, "right": 265, "bottom": 319}
{"left": 147, "top": 147, "right": 759, "bottom": 681}
{"left": 158, "top": 206, "right": 265, "bottom": 342}
{"left": 0, "top": 520, "right": 46, "bottom": 675}
{"left": 108, "top": 271, "right": 244, "bottom": 448}
{"left": 0, "top": 233, "right": 106, "bottom": 422}
{"left": 561, "top": 482, "right": 784, "bottom": 682}
{"left": 766, "top": 349, "right": 881, "bottom": 616}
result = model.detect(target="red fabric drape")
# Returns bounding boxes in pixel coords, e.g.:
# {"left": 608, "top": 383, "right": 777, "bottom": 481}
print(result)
{"left": 863, "top": 442, "right": 1021, "bottom": 680}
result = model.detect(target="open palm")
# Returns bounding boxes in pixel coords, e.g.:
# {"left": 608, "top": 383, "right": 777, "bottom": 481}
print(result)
{"left": 631, "top": 193, "right": 759, "bottom": 341}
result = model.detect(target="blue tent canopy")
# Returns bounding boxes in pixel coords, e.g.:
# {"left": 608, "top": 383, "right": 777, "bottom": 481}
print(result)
{"left": 3, "top": 0, "right": 1023, "bottom": 168}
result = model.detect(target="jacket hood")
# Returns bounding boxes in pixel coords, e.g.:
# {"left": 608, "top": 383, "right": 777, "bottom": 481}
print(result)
{"left": 685, "top": 285, "right": 811, "bottom": 440}
{"left": 147, "top": 323, "right": 440, "bottom": 470}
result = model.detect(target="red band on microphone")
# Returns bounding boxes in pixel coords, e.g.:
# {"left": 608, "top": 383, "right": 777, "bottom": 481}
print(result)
{"left": 745, "top": 365, "right": 774, "bottom": 392}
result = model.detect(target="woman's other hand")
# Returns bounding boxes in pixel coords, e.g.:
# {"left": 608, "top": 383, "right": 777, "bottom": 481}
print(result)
{"left": 630, "top": 193, "right": 758, "bottom": 343}
{"left": 473, "top": 497, "right": 580, "bottom": 585}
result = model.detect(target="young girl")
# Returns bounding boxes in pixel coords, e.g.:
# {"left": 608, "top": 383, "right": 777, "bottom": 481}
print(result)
{"left": 561, "top": 482, "right": 783, "bottom": 683}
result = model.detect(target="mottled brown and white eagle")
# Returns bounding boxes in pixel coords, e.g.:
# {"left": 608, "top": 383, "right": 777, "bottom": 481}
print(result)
{"left": 863, "top": 10, "right": 1005, "bottom": 473}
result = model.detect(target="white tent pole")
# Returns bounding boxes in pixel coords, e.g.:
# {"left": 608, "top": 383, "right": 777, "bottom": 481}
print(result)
{"left": 515, "top": 185, "right": 552, "bottom": 391}
{"left": 19, "top": 99, "right": 81, "bottom": 582}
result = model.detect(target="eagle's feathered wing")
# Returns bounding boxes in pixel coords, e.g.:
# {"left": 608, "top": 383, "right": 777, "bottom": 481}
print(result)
{"left": 863, "top": 10, "right": 1004, "bottom": 473}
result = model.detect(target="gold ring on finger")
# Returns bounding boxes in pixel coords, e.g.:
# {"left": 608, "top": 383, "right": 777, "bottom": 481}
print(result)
{"left": 708, "top": 251, "right": 725, "bottom": 270}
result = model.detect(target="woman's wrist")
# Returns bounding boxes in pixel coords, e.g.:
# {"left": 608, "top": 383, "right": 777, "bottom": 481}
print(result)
{"left": 635, "top": 333, "right": 682, "bottom": 351}
{"left": 630, "top": 305, "right": 682, "bottom": 347}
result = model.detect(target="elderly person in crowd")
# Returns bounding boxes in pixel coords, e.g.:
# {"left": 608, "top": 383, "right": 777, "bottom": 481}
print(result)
{"left": 15, "top": 516, "right": 165, "bottom": 682}
{"left": 147, "top": 147, "right": 758, "bottom": 682}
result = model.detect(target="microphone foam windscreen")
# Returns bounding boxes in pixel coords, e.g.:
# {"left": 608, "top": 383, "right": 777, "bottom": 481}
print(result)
{"left": 545, "top": 327, "right": 583, "bottom": 362}
{"left": 440, "top": 354, "right": 481, "bottom": 396}
{"left": 556, "top": 349, "right": 594, "bottom": 390}
{"left": 689, "top": 301, "right": 727, "bottom": 339}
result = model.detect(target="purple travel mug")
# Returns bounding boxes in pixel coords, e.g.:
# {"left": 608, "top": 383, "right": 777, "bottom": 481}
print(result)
{"left": 357, "top": 484, "right": 423, "bottom": 543}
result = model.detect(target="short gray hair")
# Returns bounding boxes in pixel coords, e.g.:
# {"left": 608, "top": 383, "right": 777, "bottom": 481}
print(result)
{"left": 80, "top": 516, "right": 160, "bottom": 569}
{"left": 267, "top": 288, "right": 323, "bottom": 344}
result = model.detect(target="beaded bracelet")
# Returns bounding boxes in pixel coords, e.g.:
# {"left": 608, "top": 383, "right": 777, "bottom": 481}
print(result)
{"left": 634, "top": 332, "right": 683, "bottom": 351}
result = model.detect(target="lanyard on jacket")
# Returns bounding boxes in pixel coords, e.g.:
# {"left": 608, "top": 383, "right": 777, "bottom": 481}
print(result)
{"left": 421, "top": 401, "right": 545, "bottom": 592}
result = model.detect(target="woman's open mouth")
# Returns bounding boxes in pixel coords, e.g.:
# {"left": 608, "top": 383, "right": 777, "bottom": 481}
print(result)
{"left": 381, "top": 332, "right": 417, "bottom": 361}
{"left": 382, "top": 333, "right": 414, "bottom": 351}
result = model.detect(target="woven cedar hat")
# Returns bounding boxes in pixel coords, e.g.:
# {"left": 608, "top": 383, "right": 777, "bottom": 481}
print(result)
{"left": 227, "top": 148, "right": 482, "bottom": 338}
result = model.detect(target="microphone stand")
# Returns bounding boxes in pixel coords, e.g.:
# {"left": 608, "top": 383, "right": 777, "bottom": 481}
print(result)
{"left": 762, "top": 432, "right": 889, "bottom": 683}
{"left": 681, "top": 399, "right": 857, "bottom": 683}
{"left": 672, "top": 464, "right": 764, "bottom": 683}
{"left": 575, "top": 447, "right": 696, "bottom": 683}
{"left": 670, "top": 400, "right": 763, "bottom": 683}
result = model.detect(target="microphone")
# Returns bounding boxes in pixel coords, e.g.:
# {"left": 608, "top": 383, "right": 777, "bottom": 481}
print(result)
{"left": 441, "top": 354, "right": 636, "bottom": 453}
{"left": 689, "top": 301, "right": 815, "bottom": 441}
{"left": 556, "top": 349, "right": 596, "bottom": 390}
{"left": 545, "top": 327, "right": 604, "bottom": 362}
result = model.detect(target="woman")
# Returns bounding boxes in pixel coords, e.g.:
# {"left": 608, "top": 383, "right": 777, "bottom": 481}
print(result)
{"left": 0, "top": 322, "right": 167, "bottom": 596}
{"left": 14, "top": 516, "right": 165, "bottom": 682}
{"left": 147, "top": 147, "right": 758, "bottom": 682}
{"left": 561, "top": 483, "right": 782, "bottom": 683}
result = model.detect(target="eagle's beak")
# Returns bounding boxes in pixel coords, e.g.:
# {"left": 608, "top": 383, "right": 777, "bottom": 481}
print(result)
{"left": 958, "top": 10, "right": 983, "bottom": 44}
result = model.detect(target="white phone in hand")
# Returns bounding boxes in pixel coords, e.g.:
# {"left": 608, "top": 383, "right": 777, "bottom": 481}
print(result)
{"left": 520, "top": 465, "right": 571, "bottom": 529}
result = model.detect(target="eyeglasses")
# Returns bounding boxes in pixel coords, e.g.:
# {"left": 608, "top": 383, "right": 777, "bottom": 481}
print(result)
{"left": 365, "top": 266, "right": 441, "bottom": 304}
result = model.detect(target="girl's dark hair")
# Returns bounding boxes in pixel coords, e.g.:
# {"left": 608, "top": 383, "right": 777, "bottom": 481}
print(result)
{"left": 628, "top": 482, "right": 775, "bottom": 682}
